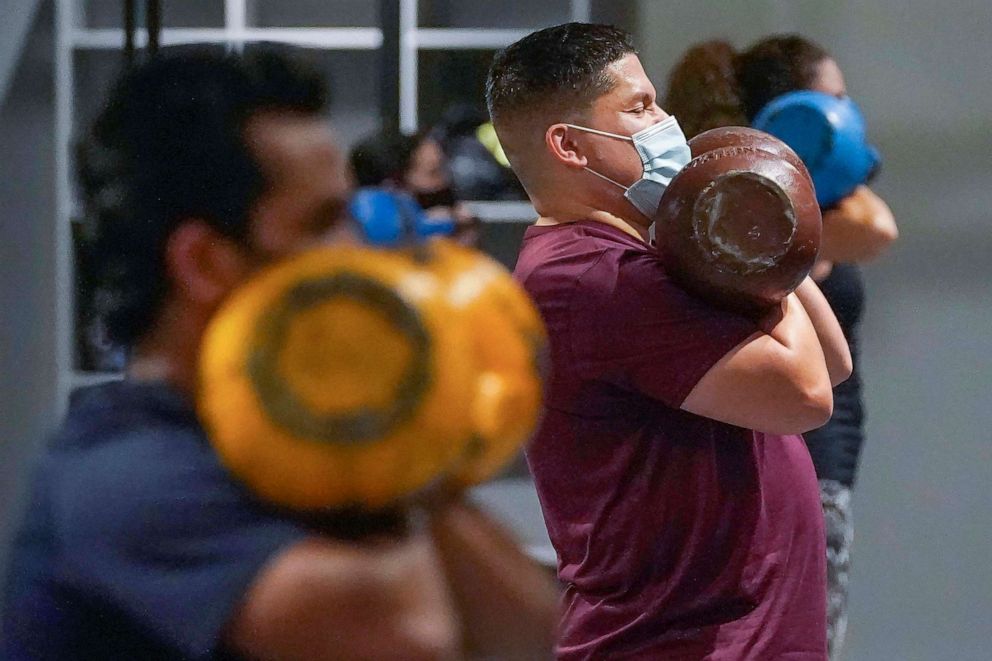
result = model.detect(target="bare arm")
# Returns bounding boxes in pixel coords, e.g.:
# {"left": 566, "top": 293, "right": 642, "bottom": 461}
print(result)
{"left": 681, "top": 292, "right": 834, "bottom": 435}
{"left": 225, "top": 532, "right": 461, "bottom": 661}
{"left": 818, "top": 186, "right": 898, "bottom": 263}
{"left": 429, "top": 498, "right": 559, "bottom": 661}
{"left": 793, "top": 277, "right": 853, "bottom": 386}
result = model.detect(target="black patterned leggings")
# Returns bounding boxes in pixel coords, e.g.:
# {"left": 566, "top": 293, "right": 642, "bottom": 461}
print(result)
{"left": 820, "top": 479, "right": 854, "bottom": 661}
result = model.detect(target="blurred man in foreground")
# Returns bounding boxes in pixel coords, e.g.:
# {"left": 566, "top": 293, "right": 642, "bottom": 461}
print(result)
{"left": 2, "top": 47, "right": 557, "bottom": 661}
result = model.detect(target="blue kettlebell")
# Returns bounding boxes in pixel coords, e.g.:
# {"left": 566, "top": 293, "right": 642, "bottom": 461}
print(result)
{"left": 752, "top": 90, "right": 880, "bottom": 208}
{"left": 349, "top": 188, "right": 456, "bottom": 247}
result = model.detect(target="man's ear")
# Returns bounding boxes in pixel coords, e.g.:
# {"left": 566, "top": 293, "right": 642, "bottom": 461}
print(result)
{"left": 545, "top": 124, "right": 589, "bottom": 169}
{"left": 164, "top": 220, "right": 249, "bottom": 309}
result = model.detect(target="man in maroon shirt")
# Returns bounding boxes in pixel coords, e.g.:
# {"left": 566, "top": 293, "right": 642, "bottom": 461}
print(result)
{"left": 486, "top": 24, "right": 853, "bottom": 660}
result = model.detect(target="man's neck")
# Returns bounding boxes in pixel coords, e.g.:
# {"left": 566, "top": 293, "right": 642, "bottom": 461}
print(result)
{"left": 127, "top": 352, "right": 193, "bottom": 393}
{"left": 127, "top": 302, "right": 205, "bottom": 398}
{"left": 537, "top": 210, "right": 649, "bottom": 243}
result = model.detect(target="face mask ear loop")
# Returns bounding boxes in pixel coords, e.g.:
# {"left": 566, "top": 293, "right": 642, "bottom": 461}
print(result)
{"left": 561, "top": 125, "right": 637, "bottom": 191}
{"left": 563, "top": 124, "right": 633, "bottom": 142}
{"left": 582, "top": 166, "right": 630, "bottom": 191}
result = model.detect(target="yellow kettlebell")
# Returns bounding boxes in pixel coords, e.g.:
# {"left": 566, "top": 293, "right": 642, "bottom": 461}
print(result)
{"left": 198, "top": 244, "right": 478, "bottom": 511}
{"left": 427, "top": 239, "right": 548, "bottom": 488}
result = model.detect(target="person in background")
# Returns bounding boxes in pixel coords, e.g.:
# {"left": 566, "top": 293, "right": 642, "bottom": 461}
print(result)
{"left": 430, "top": 103, "right": 527, "bottom": 202}
{"left": 2, "top": 46, "right": 558, "bottom": 661}
{"left": 350, "top": 129, "right": 482, "bottom": 247}
{"left": 664, "top": 35, "right": 899, "bottom": 659}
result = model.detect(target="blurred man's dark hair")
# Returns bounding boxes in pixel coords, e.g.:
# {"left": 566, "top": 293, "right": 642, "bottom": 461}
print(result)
{"left": 77, "top": 46, "right": 328, "bottom": 347}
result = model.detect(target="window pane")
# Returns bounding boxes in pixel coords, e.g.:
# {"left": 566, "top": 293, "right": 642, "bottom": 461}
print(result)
{"left": 242, "top": 45, "right": 382, "bottom": 151}
{"left": 418, "top": 0, "right": 571, "bottom": 29}
{"left": 73, "top": 50, "right": 125, "bottom": 134}
{"left": 82, "top": 0, "right": 226, "bottom": 29}
{"left": 247, "top": 0, "right": 379, "bottom": 28}
{"left": 417, "top": 49, "right": 492, "bottom": 130}
{"left": 314, "top": 50, "right": 382, "bottom": 151}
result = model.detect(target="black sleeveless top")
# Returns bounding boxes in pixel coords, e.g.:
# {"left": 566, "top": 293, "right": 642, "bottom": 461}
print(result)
{"left": 803, "top": 263, "right": 866, "bottom": 487}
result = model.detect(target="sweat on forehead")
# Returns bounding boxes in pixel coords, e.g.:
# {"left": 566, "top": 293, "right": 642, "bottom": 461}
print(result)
{"left": 486, "top": 22, "right": 637, "bottom": 125}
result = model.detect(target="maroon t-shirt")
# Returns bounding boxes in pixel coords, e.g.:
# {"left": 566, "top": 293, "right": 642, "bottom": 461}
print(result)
{"left": 514, "top": 221, "right": 826, "bottom": 660}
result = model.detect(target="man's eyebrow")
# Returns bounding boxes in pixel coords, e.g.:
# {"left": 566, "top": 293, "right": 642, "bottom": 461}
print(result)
{"left": 623, "top": 89, "right": 651, "bottom": 105}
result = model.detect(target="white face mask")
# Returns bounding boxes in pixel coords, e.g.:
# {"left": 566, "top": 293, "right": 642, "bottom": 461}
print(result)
{"left": 565, "top": 115, "right": 692, "bottom": 219}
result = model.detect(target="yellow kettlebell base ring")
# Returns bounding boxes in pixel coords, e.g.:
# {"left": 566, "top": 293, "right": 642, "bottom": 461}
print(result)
{"left": 247, "top": 271, "right": 433, "bottom": 445}
{"left": 199, "top": 242, "right": 545, "bottom": 509}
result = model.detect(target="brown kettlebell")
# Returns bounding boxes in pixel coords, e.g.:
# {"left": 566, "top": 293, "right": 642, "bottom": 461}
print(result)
{"left": 654, "top": 127, "right": 821, "bottom": 313}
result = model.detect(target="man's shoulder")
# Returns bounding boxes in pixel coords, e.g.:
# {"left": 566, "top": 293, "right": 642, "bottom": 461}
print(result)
{"left": 52, "top": 382, "right": 216, "bottom": 485}
{"left": 46, "top": 383, "right": 242, "bottom": 546}
{"left": 519, "top": 220, "right": 649, "bottom": 255}
{"left": 516, "top": 222, "right": 660, "bottom": 291}
{"left": 8, "top": 390, "right": 308, "bottom": 661}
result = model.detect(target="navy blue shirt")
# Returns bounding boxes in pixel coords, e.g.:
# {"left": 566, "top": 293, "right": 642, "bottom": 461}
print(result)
{"left": 2, "top": 381, "right": 307, "bottom": 660}
{"left": 803, "top": 263, "right": 867, "bottom": 487}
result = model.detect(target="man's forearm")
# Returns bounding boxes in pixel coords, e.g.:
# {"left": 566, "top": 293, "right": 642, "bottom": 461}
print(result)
{"left": 818, "top": 185, "right": 899, "bottom": 263}
{"left": 429, "top": 498, "right": 558, "bottom": 660}
{"left": 793, "top": 277, "right": 853, "bottom": 386}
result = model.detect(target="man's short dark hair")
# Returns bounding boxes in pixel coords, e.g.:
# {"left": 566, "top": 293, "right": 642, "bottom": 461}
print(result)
{"left": 485, "top": 23, "right": 636, "bottom": 125}
{"left": 77, "top": 46, "right": 328, "bottom": 347}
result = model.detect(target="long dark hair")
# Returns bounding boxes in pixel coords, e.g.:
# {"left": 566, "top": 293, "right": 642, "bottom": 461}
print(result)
{"left": 663, "top": 35, "right": 830, "bottom": 139}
